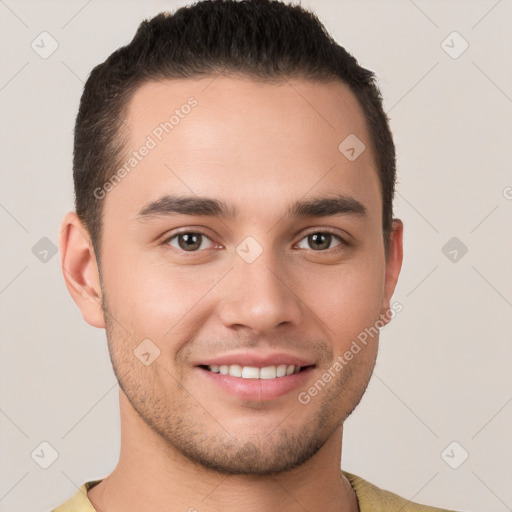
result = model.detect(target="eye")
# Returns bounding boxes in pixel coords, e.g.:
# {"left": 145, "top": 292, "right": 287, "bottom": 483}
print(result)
{"left": 165, "top": 231, "right": 217, "bottom": 252}
{"left": 296, "top": 231, "right": 346, "bottom": 251}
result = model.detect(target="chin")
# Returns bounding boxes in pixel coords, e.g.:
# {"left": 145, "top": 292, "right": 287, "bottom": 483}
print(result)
{"left": 173, "top": 425, "right": 328, "bottom": 476}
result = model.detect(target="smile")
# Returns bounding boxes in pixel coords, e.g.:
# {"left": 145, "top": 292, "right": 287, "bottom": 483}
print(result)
{"left": 198, "top": 363, "right": 315, "bottom": 401}
{"left": 204, "top": 364, "right": 303, "bottom": 379}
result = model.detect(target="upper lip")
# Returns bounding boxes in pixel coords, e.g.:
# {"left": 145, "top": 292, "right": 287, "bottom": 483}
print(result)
{"left": 197, "top": 351, "right": 316, "bottom": 368}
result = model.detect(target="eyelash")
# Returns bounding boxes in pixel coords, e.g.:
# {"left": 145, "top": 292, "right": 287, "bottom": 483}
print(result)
{"left": 162, "top": 229, "right": 348, "bottom": 254}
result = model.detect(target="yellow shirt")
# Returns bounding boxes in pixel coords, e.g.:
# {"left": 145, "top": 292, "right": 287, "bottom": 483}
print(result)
{"left": 51, "top": 471, "right": 458, "bottom": 511}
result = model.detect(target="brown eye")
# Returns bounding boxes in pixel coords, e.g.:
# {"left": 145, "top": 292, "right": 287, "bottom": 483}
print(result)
{"left": 309, "top": 233, "right": 330, "bottom": 250}
{"left": 297, "top": 232, "right": 344, "bottom": 251}
{"left": 166, "top": 232, "right": 214, "bottom": 252}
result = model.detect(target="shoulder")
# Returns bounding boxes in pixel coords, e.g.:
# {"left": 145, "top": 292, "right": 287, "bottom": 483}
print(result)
{"left": 50, "top": 480, "right": 102, "bottom": 512}
{"left": 342, "top": 470, "right": 460, "bottom": 512}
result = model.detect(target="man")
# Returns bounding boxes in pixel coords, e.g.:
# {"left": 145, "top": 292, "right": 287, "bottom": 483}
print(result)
{"left": 54, "top": 0, "right": 458, "bottom": 510}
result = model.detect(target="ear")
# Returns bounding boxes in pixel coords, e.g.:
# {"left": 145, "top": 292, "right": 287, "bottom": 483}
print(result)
{"left": 379, "top": 218, "right": 404, "bottom": 324}
{"left": 59, "top": 211, "right": 105, "bottom": 328}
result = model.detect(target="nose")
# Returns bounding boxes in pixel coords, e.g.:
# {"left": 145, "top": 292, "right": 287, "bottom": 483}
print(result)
{"left": 216, "top": 250, "right": 303, "bottom": 334}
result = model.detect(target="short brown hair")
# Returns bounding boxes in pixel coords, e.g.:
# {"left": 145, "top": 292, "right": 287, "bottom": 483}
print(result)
{"left": 73, "top": 0, "right": 396, "bottom": 263}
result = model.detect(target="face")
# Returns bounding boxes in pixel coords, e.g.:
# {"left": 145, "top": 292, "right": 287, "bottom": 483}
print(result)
{"left": 84, "top": 76, "right": 402, "bottom": 475}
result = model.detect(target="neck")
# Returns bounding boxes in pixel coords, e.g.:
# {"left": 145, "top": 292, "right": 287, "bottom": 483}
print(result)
{"left": 87, "top": 390, "right": 359, "bottom": 512}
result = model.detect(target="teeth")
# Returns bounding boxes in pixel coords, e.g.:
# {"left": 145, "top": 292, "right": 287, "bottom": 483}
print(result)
{"left": 242, "top": 366, "right": 260, "bottom": 379}
{"left": 229, "top": 364, "right": 242, "bottom": 377}
{"left": 207, "top": 364, "right": 303, "bottom": 379}
{"left": 276, "top": 364, "right": 287, "bottom": 377}
{"left": 260, "top": 366, "right": 276, "bottom": 379}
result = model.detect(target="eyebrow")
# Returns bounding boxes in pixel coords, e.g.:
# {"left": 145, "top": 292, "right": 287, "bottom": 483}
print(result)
{"left": 136, "top": 193, "right": 367, "bottom": 221}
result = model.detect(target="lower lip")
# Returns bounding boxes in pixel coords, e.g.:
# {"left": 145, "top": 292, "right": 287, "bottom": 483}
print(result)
{"left": 197, "top": 366, "right": 315, "bottom": 401}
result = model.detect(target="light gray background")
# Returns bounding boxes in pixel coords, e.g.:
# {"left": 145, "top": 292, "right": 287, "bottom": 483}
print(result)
{"left": 1, "top": 0, "right": 511, "bottom": 511}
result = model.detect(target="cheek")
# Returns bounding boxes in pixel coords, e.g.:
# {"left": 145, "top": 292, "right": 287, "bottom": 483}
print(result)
{"left": 102, "top": 250, "right": 222, "bottom": 343}
{"left": 300, "top": 258, "right": 385, "bottom": 347}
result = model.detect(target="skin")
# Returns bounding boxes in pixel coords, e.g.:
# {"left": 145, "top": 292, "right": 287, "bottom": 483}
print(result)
{"left": 60, "top": 75, "right": 403, "bottom": 512}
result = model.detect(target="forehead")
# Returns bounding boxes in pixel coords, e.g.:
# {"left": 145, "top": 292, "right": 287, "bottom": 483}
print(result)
{"left": 125, "top": 75, "right": 372, "bottom": 161}
{"left": 104, "top": 75, "right": 381, "bottom": 225}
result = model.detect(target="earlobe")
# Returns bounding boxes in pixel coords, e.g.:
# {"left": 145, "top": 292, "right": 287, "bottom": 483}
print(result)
{"left": 59, "top": 211, "right": 105, "bottom": 328}
{"left": 380, "top": 218, "right": 404, "bottom": 323}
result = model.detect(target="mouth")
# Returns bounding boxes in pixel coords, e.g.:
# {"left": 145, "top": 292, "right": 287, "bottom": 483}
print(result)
{"left": 196, "top": 363, "right": 316, "bottom": 401}
{"left": 199, "top": 364, "right": 312, "bottom": 379}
